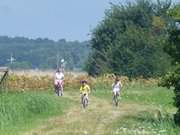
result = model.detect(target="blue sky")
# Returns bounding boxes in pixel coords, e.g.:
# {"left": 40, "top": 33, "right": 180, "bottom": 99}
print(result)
{"left": 0, "top": 0, "right": 179, "bottom": 41}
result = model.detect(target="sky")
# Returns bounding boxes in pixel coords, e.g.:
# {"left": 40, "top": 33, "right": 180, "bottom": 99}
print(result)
{"left": 0, "top": 0, "right": 179, "bottom": 41}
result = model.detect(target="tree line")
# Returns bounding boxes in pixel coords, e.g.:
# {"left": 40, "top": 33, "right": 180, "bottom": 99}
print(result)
{"left": 0, "top": 36, "right": 90, "bottom": 70}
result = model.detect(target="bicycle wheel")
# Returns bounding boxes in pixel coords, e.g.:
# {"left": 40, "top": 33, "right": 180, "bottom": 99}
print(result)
{"left": 56, "top": 85, "right": 62, "bottom": 96}
{"left": 115, "top": 95, "right": 118, "bottom": 106}
{"left": 55, "top": 86, "right": 59, "bottom": 96}
{"left": 113, "top": 94, "right": 118, "bottom": 107}
{"left": 59, "top": 87, "right": 62, "bottom": 96}
{"left": 83, "top": 96, "right": 88, "bottom": 109}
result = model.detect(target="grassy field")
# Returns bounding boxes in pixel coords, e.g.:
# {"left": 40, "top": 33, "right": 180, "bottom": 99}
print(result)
{"left": 94, "top": 85, "right": 179, "bottom": 135}
{"left": 0, "top": 91, "right": 73, "bottom": 135}
{"left": 20, "top": 85, "right": 180, "bottom": 135}
{"left": 0, "top": 74, "right": 180, "bottom": 135}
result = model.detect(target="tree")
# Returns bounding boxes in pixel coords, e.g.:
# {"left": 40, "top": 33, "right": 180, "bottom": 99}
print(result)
{"left": 0, "top": 37, "right": 90, "bottom": 70}
{"left": 161, "top": 4, "right": 180, "bottom": 125}
{"left": 86, "top": 0, "right": 172, "bottom": 78}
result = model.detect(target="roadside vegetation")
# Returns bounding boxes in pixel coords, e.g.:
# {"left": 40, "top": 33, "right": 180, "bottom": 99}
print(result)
{"left": 0, "top": 91, "right": 73, "bottom": 135}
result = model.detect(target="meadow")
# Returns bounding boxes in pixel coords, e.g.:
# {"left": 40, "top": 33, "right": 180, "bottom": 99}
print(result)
{"left": 0, "top": 91, "right": 73, "bottom": 135}
{"left": 0, "top": 71, "right": 179, "bottom": 135}
{"left": 94, "top": 86, "right": 179, "bottom": 135}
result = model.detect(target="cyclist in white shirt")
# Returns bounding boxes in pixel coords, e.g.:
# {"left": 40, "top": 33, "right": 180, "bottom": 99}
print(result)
{"left": 112, "top": 77, "right": 122, "bottom": 97}
{"left": 54, "top": 68, "right": 64, "bottom": 95}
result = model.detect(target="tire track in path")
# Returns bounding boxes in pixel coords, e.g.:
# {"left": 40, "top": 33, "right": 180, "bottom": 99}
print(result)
{"left": 24, "top": 92, "right": 149, "bottom": 135}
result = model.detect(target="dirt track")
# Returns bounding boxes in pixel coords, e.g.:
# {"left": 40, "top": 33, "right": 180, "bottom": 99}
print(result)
{"left": 24, "top": 92, "right": 148, "bottom": 135}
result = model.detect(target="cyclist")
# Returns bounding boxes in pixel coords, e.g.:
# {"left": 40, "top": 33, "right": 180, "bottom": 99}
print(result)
{"left": 80, "top": 80, "right": 91, "bottom": 104}
{"left": 54, "top": 68, "right": 64, "bottom": 96}
{"left": 112, "top": 76, "right": 122, "bottom": 102}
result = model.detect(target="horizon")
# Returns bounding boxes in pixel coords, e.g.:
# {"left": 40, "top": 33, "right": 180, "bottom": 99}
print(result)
{"left": 0, "top": 35, "right": 87, "bottom": 42}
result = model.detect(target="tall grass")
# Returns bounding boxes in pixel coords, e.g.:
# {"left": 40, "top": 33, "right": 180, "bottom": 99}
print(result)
{"left": 93, "top": 84, "right": 175, "bottom": 109}
{"left": 0, "top": 91, "right": 73, "bottom": 135}
{"left": 122, "top": 85, "right": 175, "bottom": 109}
{"left": 6, "top": 72, "right": 158, "bottom": 91}
{"left": 104, "top": 110, "right": 180, "bottom": 135}
{"left": 93, "top": 84, "right": 179, "bottom": 135}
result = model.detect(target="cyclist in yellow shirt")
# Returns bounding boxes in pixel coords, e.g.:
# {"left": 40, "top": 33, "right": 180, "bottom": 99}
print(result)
{"left": 80, "top": 80, "right": 91, "bottom": 104}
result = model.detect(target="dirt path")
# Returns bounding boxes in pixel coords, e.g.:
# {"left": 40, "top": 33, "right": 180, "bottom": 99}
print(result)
{"left": 24, "top": 92, "right": 149, "bottom": 135}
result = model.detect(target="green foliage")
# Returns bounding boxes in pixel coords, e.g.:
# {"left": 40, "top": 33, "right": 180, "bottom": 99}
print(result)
{"left": 0, "top": 37, "right": 90, "bottom": 70}
{"left": 168, "top": 4, "right": 180, "bottom": 21}
{"left": 161, "top": 4, "right": 180, "bottom": 125}
{"left": 161, "top": 66, "right": 180, "bottom": 124}
{"left": 165, "top": 4, "right": 180, "bottom": 64}
{"left": 86, "top": 0, "right": 172, "bottom": 78}
{"left": 0, "top": 91, "right": 72, "bottom": 135}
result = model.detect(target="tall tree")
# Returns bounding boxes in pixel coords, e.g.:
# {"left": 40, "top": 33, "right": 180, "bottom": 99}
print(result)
{"left": 161, "top": 4, "right": 180, "bottom": 124}
{"left": 86, "top": 0, "right": 172, "bottom": 78}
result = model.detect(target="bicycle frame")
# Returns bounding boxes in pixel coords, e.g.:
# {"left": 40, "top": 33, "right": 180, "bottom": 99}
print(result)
{"left": 113, "top": 92, "right": 119, "bottom": 107}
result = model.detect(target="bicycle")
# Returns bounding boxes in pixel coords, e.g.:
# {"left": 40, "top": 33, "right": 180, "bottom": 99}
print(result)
{"left": 113, "top": 92, "right": 119, "bottom": 107}
{"left": 82, "top": 93, "right": 88, "bottom": 109}
{"left": 55, "top": 81, "right": 63, "bottom": 96}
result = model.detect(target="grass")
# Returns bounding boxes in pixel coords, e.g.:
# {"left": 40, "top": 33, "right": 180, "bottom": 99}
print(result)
{"left": 122, "top": 85, "right": 175, "bottom": 109}
{"left": 93, "top": 84, "right": 180, "bottom": 135}
{"left": 104, "top": 111, "right": 180, "bottom": 135}
{"left": 93, "top": 85, "right": 175, "bottom": 109}
{"left": 0, "top": 81, "right": 179, "bottom": 135}
{"left": 0, "top": 90, "right": 73, "bottom": 135}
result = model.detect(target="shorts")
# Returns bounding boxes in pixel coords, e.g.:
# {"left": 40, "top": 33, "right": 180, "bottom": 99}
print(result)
{"left": 113, "top": 89, "right": 120, "bottom": 95}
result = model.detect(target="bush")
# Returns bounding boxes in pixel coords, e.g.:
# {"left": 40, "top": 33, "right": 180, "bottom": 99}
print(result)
{"left": 161, "top": 66, "right": 180, "bottom": 124}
